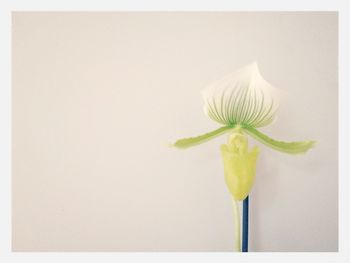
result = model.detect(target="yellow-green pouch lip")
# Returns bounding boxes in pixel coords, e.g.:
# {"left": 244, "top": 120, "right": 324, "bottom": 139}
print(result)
{"left": 221, "top": 132, "right": 260, "bottom": 201}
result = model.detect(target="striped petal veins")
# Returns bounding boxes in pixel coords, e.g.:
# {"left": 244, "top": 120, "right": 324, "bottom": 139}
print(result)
{"left": 202, "top": 62, "right": 283, "bottom": 128}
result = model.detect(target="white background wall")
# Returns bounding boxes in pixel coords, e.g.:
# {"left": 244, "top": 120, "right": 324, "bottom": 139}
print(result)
{"left": 12, "top": 12, "right": 338, "bottom": 252}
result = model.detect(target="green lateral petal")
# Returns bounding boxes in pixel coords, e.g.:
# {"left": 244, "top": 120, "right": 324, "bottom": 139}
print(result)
{"left": 243, "top": 126, "right": 316, "bottom": 154}
{"left": 173, "top": 126, "right": 234, "bottom": 149}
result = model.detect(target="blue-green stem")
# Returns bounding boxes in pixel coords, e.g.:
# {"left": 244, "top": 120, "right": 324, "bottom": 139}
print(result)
{"left": 242, "top": 196, "right": 249, "bottom": 252}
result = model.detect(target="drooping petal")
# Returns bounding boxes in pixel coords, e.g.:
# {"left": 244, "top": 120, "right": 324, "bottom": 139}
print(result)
{"left": 202, "top": 62, "right": 283, "bottom": 128}
{"left": 172, "top": 126, "right": 234, "bottom": 149}
{"left": 243, "top": 126, "right": 316, "bottom": 154}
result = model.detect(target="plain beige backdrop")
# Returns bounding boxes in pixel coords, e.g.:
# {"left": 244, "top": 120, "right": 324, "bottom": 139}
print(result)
{"left": 12, "top": 12, "right": 338, "bottom": 252}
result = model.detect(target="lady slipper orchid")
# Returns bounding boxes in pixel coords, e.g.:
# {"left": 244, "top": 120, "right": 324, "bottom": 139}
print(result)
{"left": 174, "top": 62, "right": 315, "bottom": 154}
{"left": 173, "top": 62, "right": 316, "bottom": 252}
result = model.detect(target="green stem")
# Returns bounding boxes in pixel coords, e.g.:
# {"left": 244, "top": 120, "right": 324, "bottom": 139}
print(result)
{"left": 231, "top": 196, "right": 241, "bottom": 252}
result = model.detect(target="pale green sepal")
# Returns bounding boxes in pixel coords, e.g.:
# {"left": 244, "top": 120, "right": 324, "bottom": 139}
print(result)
{"left": 173, "top": 126, "right": 234, "bottom": 149}
{"left": 243, "top": 126, "right": 316, "bottom": 154}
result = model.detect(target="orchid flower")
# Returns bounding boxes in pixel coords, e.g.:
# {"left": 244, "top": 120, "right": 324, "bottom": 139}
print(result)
{"left": 174, "top": 62, "right": 315, "bottom": 153}
{"left": 172, "top": 62, "right": 316, "bottom": 252}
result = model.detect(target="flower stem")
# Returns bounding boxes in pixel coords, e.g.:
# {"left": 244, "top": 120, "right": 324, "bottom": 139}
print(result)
{"left": 242, "top": 196, "right": 249, "bottom": 252}
{"left": 231, "top": 196, "right": 241, "bottom": 252}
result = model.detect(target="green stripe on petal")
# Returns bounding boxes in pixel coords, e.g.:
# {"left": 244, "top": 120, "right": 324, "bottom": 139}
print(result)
{"left": 202, "top": 62, "right": 284, "bottom": 128}
{"left": 172, "top": 126, "right": 234, "bottom": 149}
{"left": 243, "top": 126, "right": 316, "bottom": 154}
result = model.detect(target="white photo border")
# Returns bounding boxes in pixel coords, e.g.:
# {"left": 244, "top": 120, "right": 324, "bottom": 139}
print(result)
{"left": 1, "top": 0, "right": 348, "bottom": 262}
